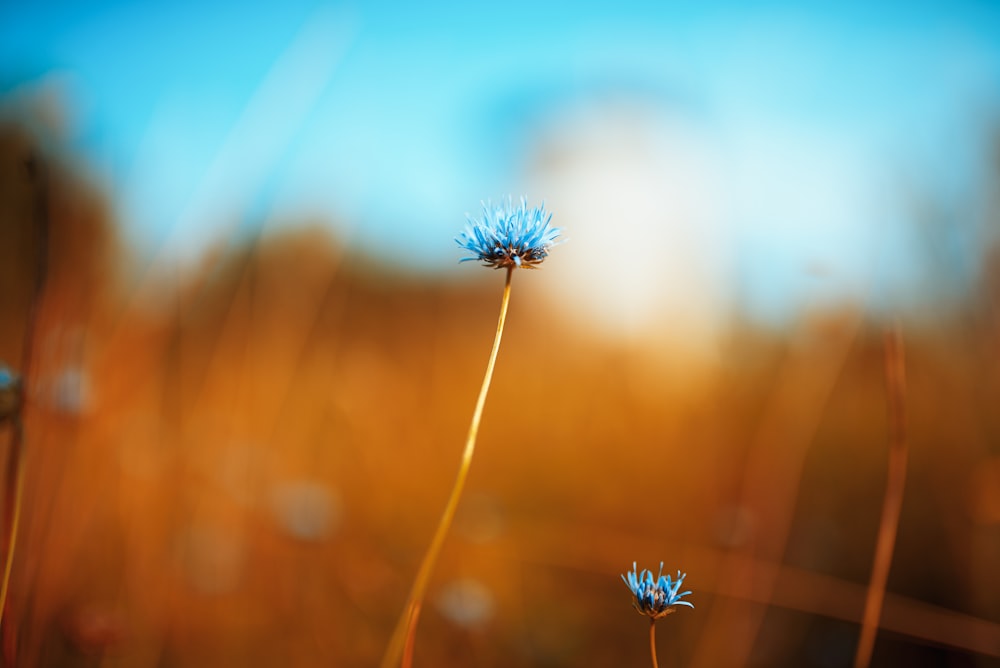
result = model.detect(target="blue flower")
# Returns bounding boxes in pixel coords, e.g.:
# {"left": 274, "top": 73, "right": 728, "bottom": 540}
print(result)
{"left": 622, "top": 562, "right": 694, "bottom": 619}
{"left": 456, "top": 197, "right": 561, "bottom": 269}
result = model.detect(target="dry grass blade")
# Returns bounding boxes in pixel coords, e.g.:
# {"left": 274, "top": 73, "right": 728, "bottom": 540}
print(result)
{"left": 854, "top": 324, "right": 908, "bottom": 668}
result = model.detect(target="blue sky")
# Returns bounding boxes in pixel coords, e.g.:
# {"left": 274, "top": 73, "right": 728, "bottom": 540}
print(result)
{"left": 3, "top": 1, "right": 1000, "bottom": 322}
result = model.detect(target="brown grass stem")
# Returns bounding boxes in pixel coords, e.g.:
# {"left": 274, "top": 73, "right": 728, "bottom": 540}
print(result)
{"left": 853, "top": 324, "right": 908, "bottom": 668}
{"left": 649, "top": 619, "right": 660, "bottom": 668}
{"left": 380, "top": 266, "right": 514, "bottom": 668}
{"left": 0, "top": 154, "right": 50, "bottom": 664}
{"left": 0, "top": 422, "right": 25, "bottom": 631}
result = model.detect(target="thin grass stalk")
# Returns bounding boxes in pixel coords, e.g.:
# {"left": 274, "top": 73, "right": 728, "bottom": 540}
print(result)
{"left": 649, "top": 619, "right": 659, "bottom": 668}
{"left": 381, "top": 266, "right": 514, "bottom": 668}
{"left": 0, "top": 155, "right": 50, "bottom": 666}
{"left": 853, "top": 324, "right": 907, "bottom": 668}
{"left": 0, "top": 421, "right": 25, "bottom": 630}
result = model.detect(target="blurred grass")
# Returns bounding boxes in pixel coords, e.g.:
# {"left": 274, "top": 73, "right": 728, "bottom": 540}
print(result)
{"left": 1, "top": 121, "right": 999, "bottom": 668}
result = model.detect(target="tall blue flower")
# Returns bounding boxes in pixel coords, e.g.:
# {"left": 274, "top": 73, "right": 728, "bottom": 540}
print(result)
{"left": 622, "top": 562, "right": 694, "bottom": 619}
{"left": 456, "top": 197, "right": 561, "bottom": 269}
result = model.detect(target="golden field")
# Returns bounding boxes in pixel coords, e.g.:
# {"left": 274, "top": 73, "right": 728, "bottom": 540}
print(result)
{"left": 1, "top": 122, "right": 999, "bottom": 667}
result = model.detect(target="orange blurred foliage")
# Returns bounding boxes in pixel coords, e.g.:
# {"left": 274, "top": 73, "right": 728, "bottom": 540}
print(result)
{"left": 1, "top": 120, "right": 999, "bottom": 668}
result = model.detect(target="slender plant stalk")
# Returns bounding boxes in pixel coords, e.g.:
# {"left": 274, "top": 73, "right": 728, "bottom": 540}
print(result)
{"left": 649, "top": 619, "right": 659, "bottom": 668}
{"left": 0, "top": 421, "right": 26, "bottom": 628}
{"left": 380, "top": 266, "right": 515, "bottom": 668}
{"left": 0, "top": 155, "right": 50, "bottom": 663}
{"left": 853, "top": 325, "right": 907, "bottom": 668}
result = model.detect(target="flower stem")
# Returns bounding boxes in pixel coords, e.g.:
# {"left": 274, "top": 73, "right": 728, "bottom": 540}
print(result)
{"left": 0, "top": 421, "right": 25, "bottom": 630}
{"left": 853, "top": 325, "right": 907, "bottom": 668}
{"left": 380, "top": 266, "right": 515, "bottom": 668}
{"left": 649, "top": 619, "right": 659, "bottom": 668}
{"left": 0, "top": 154, "right": 50, "bottom": 665}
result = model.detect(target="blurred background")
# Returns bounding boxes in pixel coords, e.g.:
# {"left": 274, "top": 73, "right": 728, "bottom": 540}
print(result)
{"left": 1, "top": 1, "right": 1000, "bottom": 666}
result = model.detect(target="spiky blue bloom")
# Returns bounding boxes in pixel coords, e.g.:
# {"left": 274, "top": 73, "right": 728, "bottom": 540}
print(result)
{"left": 622, "top": 562, "right": 693, "bottom": 619}
{"left": 456, "top": 197, "right": 561, "bottom": 269}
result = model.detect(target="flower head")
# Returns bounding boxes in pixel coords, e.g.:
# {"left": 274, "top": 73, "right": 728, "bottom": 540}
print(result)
{"left": 622, "top": 562, "right": 693, "bottom": 619}
{"left": 456, "top": 196, "right": 561, "bottom": 269}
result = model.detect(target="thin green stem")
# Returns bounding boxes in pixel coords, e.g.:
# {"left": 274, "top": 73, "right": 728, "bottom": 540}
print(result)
{"left": 853, "top": 325, "right": 907, "bottom": 668}
{"left": 380, "top": 266, "right": 515, "bottom": 668}
{"left": 649, "top": 619, "right": 659, "bottom": 668}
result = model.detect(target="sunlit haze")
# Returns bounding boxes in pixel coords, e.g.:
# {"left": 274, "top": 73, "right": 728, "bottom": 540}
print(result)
{"left": 3, "top": 1, "right": 999, "bottom": 329}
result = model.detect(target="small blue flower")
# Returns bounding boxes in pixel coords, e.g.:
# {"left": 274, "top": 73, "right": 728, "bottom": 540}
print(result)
{"left": 622, "top": 562, "right": 694, "bottom": 619}
{"left": 456, "top": 196, "right": 561, "bottom": 269}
